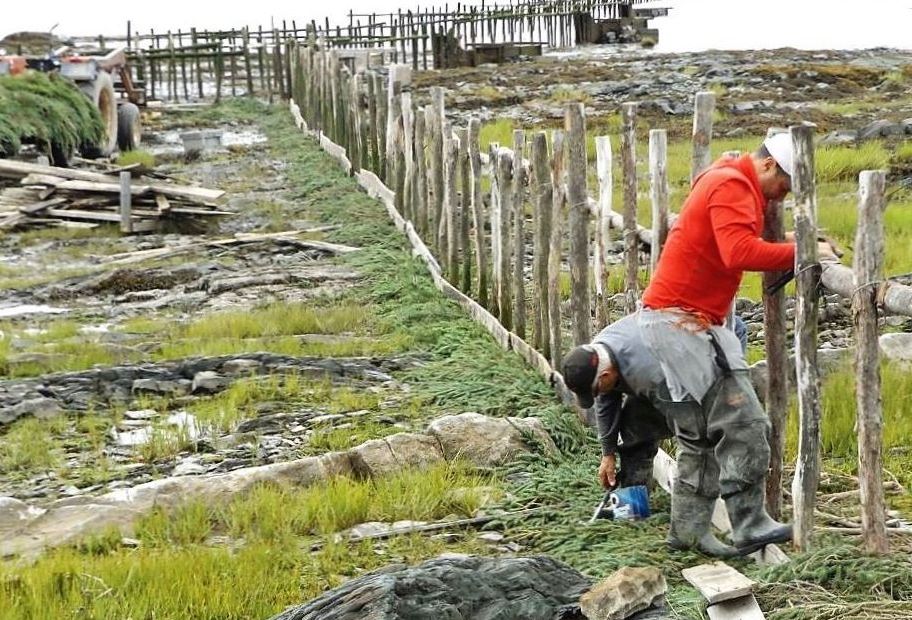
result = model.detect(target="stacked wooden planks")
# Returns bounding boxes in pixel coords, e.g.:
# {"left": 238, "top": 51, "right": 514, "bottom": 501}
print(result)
{"left": 0, "top": 159, "right": 229, "bottom": 232}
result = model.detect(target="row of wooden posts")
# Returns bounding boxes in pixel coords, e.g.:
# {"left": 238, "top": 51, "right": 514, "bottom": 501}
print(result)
{"left": 70, "top": 0, "right": 654, "bottom": 100}
{"left": 290, "top": 41, "right": 904, "bottom": 555}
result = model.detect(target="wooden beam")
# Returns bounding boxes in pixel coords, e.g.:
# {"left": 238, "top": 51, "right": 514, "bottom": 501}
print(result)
{"left": 682, "top": 562, "right": 755, "bottom": 605}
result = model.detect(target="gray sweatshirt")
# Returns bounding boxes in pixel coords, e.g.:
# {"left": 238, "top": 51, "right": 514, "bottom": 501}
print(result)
{"left": 591, "top": 314, "right": 667, "bottom": 456}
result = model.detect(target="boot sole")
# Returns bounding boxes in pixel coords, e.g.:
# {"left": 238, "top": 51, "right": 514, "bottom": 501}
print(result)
{"left": 736, "top": 534, "right": 792, "bottom": 556}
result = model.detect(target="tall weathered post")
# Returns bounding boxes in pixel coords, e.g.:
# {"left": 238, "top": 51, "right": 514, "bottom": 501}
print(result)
{"left": 532, "top": 132, "right": 552, "bottom": 357}
{"left": 594, "top": 135, "right": 613, "bottom": 326}
{"left": 512, "top": 129, "right": 527, "bottom": 339}
{"left": 648, "top": 129, "right": 669, "bottom": 275}
{"left": 621, "top": 102, "right": 638, "bottom": 315}
{"left": 854, "top": 169, "right": 889, "bottom": 554}
{"left": 762, "top": 128, "right": 790, "bottom": 519}
{"left": 691, "top": 91, "right": 715, "bottom": 181}
{"left": 549, "top": 131, "right": 566, "bottom": 366}
{"left": 468, "top": 118, "right": 488, "bottom": 307}
{"left": 791, "top": 123, "right": 822, "bottom": 552}
{"left": 566, "top": 103, "right": 590, "bottom": 345}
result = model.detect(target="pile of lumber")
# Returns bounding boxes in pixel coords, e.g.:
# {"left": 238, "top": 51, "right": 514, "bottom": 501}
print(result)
{"left": 0, "top": 159, "right": 230, "bottom": 233}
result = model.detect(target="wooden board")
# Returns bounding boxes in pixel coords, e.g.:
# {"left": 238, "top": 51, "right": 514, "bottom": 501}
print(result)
{"left": 706, "top": 594, "right": 766, "bottom": 620}
{"left": 682, "top": 562, "right": 755, "bottom": 605}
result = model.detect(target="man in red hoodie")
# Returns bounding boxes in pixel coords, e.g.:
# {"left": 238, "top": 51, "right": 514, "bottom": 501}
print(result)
{"left": 639, "top": 132, "right": 836, "bottom": 556}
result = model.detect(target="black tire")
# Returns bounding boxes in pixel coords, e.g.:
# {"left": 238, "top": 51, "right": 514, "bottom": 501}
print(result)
{"left": 50, "top": 142, "right": 72, "bottom": 168}
{"left": 79, "top": 71, "right": 118, "bottom": 158}
{"left": 117, "top": 102, "right": 142, "bottom": 152}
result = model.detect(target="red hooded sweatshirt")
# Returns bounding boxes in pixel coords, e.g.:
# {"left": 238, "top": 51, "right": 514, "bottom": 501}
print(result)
{"left": 642, "top": 154, "right": 795, "bottom": 325}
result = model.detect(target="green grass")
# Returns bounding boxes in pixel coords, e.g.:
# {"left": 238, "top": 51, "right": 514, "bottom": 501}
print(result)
{"left": 115, "top": 149, "right": 155, "bottom": 168}
{"left": 0, "top": 417, "right": 66, "bottom": 475}
{"left": 0, "top": 464, "right": 495, "bottom": 619}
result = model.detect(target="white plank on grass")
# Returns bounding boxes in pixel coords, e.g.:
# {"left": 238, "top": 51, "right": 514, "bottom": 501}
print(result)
{"left": 682, "top": 562, "right": 754, "bottom": 605}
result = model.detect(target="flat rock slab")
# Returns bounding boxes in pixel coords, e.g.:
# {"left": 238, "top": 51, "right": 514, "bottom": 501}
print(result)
{"left": 269, "top": 554, "right": 590, "bottom": 620}
{"left": 682, "top": 562, "right": 754, "bottom": 605}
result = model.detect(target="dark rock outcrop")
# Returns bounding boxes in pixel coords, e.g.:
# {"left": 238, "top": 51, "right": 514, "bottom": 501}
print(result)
{"left": 269, "top": 555, "right": 591, "bottom": 620}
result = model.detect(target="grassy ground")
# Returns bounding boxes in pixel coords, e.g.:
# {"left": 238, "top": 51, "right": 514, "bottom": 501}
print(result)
{"left": 3, "top": 99, "right": 912, "bottom": 619}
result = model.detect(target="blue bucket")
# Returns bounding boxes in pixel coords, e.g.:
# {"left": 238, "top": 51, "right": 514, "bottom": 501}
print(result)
{"left": 609, "top": 485, "right": 651, "bottom": 520}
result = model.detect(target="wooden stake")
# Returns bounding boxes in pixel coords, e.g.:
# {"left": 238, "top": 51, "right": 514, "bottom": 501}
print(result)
{"left": 549, "top": 130, "right": 566, "bottom": 366}
{"left": 512, "top": 129, "right": 527, "bottom": 339}
{"left": 853, "top": 169, "right": 889, "bottom": 554}
{"left": 496, "top": 148, "right": 514, "bottom": 330}
{"left": 595, "top": 135, "right": 612, "bottom": 327}
{"left": 458, "top": 127, "right": 472, "bottom": 293}
{"left": 532, "top": 132, "right": 552, "bottom": 358}
{"left": 692, "top": 91, "right": 715, "bottom": 182}
{"left": 791, "top": 123, "right": 822, "bottom": 552}
{"left": 621, "top": 102, "right": 638, "bottom": 315}
{"left": 430, "top": 87, "right": 446, "bottom": 253}
{"left": 415, "top": 108, "right": 429, "bottom": 238}
{"left": 648, "top": 129, "right": 669, "bottom": 275}
{"left": 468, "top": 118, "right": 488, "bottom": 307}
{"left": 119, "top": 171, "right": 133, "bottom": 234}
{"left": 762, "top": 129, "right": 789, "bottom": 520}
{"left": 565, "top": 103, "right": 590, "bottom": 345}
{"left": 444, "top": 127, "right": 460, "bottom": 280}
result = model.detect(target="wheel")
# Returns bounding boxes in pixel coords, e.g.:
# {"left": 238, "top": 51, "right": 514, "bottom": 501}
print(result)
{"left": 79, "top": 71, "right": 118, "bottom": 158}
{"left": 117, "top": 102, "right": 142, "bottom": 152}
{"left": 50, "top": 142, "right": 73, "bottom": 168}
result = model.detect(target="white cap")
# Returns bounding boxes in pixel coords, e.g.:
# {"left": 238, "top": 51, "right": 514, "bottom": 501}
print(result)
{"left": 763, "top": 132, "right": 793, "bottom": 178}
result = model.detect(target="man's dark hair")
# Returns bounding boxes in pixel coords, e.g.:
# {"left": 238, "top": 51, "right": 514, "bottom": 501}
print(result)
{"left": 755, "top": 144, "right": 789, "bottom": 178}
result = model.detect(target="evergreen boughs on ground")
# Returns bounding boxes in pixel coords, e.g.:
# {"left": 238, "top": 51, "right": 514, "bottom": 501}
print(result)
{"left": 0, "top": 71, "right": 103, "bottom": 157}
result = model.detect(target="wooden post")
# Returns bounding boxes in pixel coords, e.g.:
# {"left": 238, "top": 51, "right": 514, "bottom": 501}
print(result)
{"left": 118, "top": 171, "right": 133, "bottom": 234}
{"left": 257, "top": 31, "right": 268, "bottom": 101}
{"left": 853, "top": 169, "right": 889, "bottom": 554}
{"left": 648, "top": 129, "right": 669, "bottom": 275}
{"left": 243, "top": 28, "right": 255, "bottom": 97}
{"left": 376, "top": 73, "right": 389, "bottom": 178}
{"left": 367, "top": 71, "right": 380, "bottom": 172}
{"left": 532, "top": 132, "right": 552, "bottom": 358}
{"left": 351, "top": 72, "right": 365, "bottom": 174}
{"left": 430, "top": 87, "right": 446, "bottom": 252}
{"left": 549, "top": 130, "right": 566, "bottom": 366}
{"left": 512, "top": 129, "right": 527, "bottom": 339}
{"left": 214, "top": 37, "right": 224, "bottom": 104}
{"left": 621, "top": 102, "right": 639, "bottom": 315}
{"left": 444, "top": 126, "right": 460, "bottom": 280}
{"left": 415, "top": 109, "right": 430, "bottom": 238}
{"left": 565, "top": 103, "right": 590, "bottom": 345}
{"left": 386, "top": 66, "right": 411, "bottom": 212}
{"left": 762, "top": 129, "right": 789, "bottom": 519}
{"left": 458, "top": 127, "right": 472, "bottom": 293}
{"left": 401, "top": 90, "right": 415, "bottom": 221}
{"left": 496, "top": 148, "right": 514, "bottom": 330}
{"left": 791, "top": 123, "right": 822, "bottom": 552}
{"left": 468, "top": 118, "right": 488, "bottom": 307}
{"left": 594, "top": 135, "right": 612, "bottom": 327}
{"left": 691, "top": 91, "right": 715, "bottom": 182}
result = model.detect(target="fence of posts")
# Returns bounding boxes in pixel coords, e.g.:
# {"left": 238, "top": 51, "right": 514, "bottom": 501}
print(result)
{"left": 288, "top": 42, "right": 907, "bottom": 555}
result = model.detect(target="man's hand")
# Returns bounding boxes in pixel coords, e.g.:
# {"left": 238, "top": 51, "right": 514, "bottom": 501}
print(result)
{"left": 598, "top": 454, "right": 617, "bottom": 489}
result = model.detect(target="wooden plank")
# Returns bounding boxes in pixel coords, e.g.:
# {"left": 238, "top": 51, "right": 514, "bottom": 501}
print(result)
{"left": 853, "top": 169, "right": 889, "bottom": 554}
{"left": 56, "top": 180, "right": 152, "bottom": 196}
{"left": 20, "top": 174, "right": 68, "bottom": 186}
{"left": 45, "top": 209, "right": 125, "bottom": 223}
{"left": 682, "top": 562, "right": 755, "bottom": 605}
{"left": 17, "top": 198, "right": 68, "bottom": 215}
{"left": 706, "top": 594, "right": 766, "bottom": 620}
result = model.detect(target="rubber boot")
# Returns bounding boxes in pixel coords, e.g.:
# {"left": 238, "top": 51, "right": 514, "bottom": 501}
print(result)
{"left": 724, "top": 483, "right": 792, "bottom": 555}
{"left": 667, "top": 488, "right": 739, "bottom": 559}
